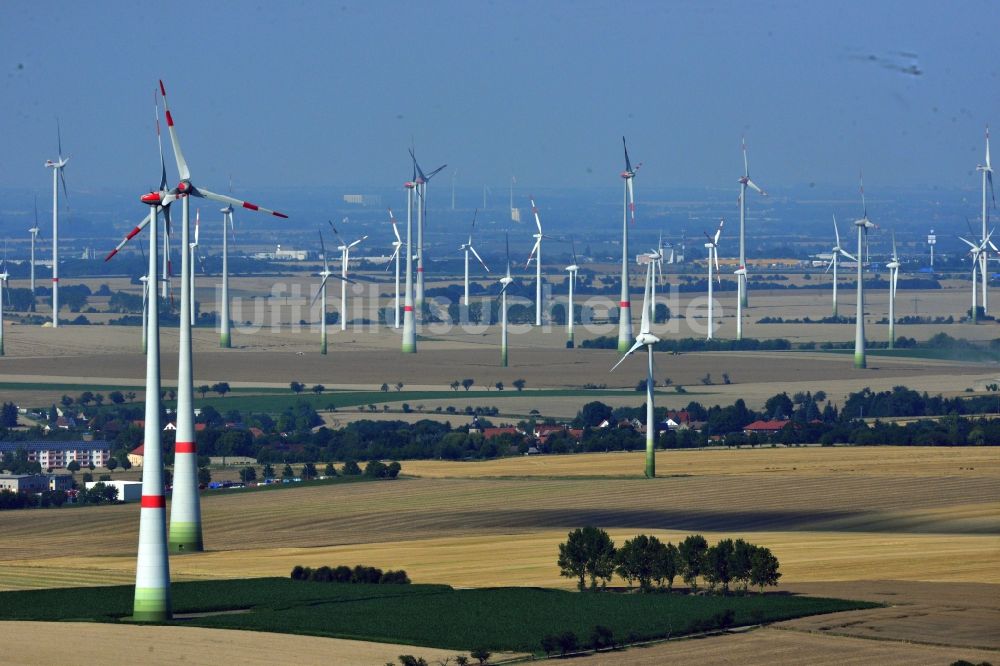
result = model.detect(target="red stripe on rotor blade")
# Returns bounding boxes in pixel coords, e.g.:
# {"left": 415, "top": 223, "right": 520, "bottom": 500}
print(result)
{"left": 159, "top": 80, "right": 166, "bottom": 96}
{"left": 165, "top": 110, "right": 174, "bottom": 127}
{"left": 403, "top": 306, "right": 413, "bottom": 312}
{"left": 619, "top": 301, "right": 630, "bottom": 308}
{"left": 141, "top": 495, "right": 166, "bottom": 509}
{"left": 242, "top": 202, "right": 259, "bottom": 212}
{"left": 175, "top": 441, "right": 197, "bottom": 454}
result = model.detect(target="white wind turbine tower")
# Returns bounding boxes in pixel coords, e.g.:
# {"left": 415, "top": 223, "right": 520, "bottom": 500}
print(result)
{"left": 703, "top": 219, "right": 724, "bottom": 341}
{"left": 610, "top": 250, "right": 660, "bottom": 478}
{"left": 959, "top": 231, "right": 997, "bottom": 324}
{"left": 157, "top": 80, "right": 288, "bottom": 553}
{"left": 651, "top": 232, "right": 665, "bottom": 310}
{"left": 527, "top": 196, "right": 550, "bottom": 325}
{"left": 498, "top": 234, "right": 514, "bottom": 367}
{"left": 826, "top": 215, "right": 845, "bottom": 317}
{"left": 0, "top": 261, "right": 8, "bottom": 356}
{"left": 886, "top": 231, "right": 900, "bottom": 348}
{"left": 851, "top": 177, "right": 875, "bottom": 369}
{"left": 618, "top": 137, "right": 641, "bottom": 352}
{"left": 29, "top": 199, "right": 40, "bottom": 296}
{"left": 402, "top": 168, "right": 418, "bottom": 353}
{"left": 188, "top": 210, "right": 200, "bottom": 327}
{"left": 565, "top": 238, "right": 580, "bottom": 348}
{"left": 459, "top": 209, "right": 489, "bottom": 306}
{"left": 44, "top": 121, "right": 69, "bottom": 327}
{"left": 387, "top": 208, "right": 402, "bottom": 328}
{"left": 409, "top": 149, "right": 446, "bottom": 313}
{"left": 329, "top": 223, "right": 366, "bottom": 331}
{"left": 219, "top": 201, "right": 235, "bottom": 347}
{"left": 977, "top": 127, "right": 995, "bottom": 314}
{"left": 736, "top": 137, "right": 767, "bottom": 330}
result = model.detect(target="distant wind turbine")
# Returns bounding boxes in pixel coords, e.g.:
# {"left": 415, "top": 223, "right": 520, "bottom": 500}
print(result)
{"left": 886, "top": 231, "right": 900, "bottom": 348}
{"left": 460, "top": 209, "right": 489, "bottom": 306}
{"left": 0, "top": 260, "right": 8, "bottom": 356}
{"left": 409, "top": 148, "right": 446, "bottom": 313}
{"left": 736, "top": 136, "right": 767, "bottom": 336}
{"left": 329, "top": 223, "right": 366, "bottom": 331}
{"left": 402, "top": 168, "right": 418, "bottom": 354}
{"left": 44, "top": 120, "right": 69, "bottom": 327}
{"left": 826, "top": 215, "right": 845, "bottom": 317}
{"left": 618, "top": 137, "right": 641, "bottom": 352}
{"left": 852, "top": 175, "right": 875, "bottom": 368}
{"left": 565, "top": 238, "right": 580, "bottom": 348}
{"left": 527, "top": 196, "right": 550, "bottom": 325}
{"left": 498, "top": 234, "right": 514, "bottom": 367}
{"left": 29, "top": 198, "right": 40, "bottom": 296}
{"left": 977, "top": 127, "right": 995, "bottom": 314}
{"left": 610, "top": 250, "right": 661, "bottom": 478}
{"left": 703, "top": 219, "right": 724, "bottom": 341}
{"left": 387, "top": 209, "right": 402, "bottom": 328}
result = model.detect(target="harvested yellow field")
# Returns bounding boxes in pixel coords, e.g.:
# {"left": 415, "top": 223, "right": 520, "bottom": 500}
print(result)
{"left": 402, "top": 447, "right": 1000, "bottom": 479}
{"left": 0, "top": 621, "right": 482, "bottom": 666}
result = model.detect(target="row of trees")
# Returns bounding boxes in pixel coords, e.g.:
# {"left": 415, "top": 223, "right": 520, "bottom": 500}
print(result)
{"left": 558, "top": 527, "right": 780, "bottom": 594}
{"left": 290, "top": 564, "right": 410, "bottom": 585}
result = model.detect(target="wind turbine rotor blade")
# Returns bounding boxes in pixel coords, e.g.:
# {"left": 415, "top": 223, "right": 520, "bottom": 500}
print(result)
{"left": 470, "top": 245, "right": 490, "bottom": 272}
{"left": 318, "top": 229, "right": 329, "bottom": 272}
{"left": 833, "top": 214, "right": 841, "bottom": 246}
{"left": 158, "top": 80, "right": 191, "bottom": 181}
{"left": 746, "top": 178, "right": 765, "bottom": 195}
{"left": 471, "top": 208, "right": 478, "bottom": 230}
{"left": 627, "top": 177, "right": 636, "bottom": 224}
{"left": 194, "top": 209, "right": 200, "bottom": 245}
{"left": 310, "top": 276, "right": 330, "bottom": 307}
{"left": 57, "top": 118, "right": 63, "bottom": 159}
{"left": 824, "top": 257, "right": 835, "bottom": 274}
{"left": 426, "top": 164, "right": 447, "bottom": 180}
{"left": 839, "top": 249, "right": 857, "bottom": 262}
{"left": 105, "top": 216, "right": 153, "bottom": 261}
{"left": 742, "top": 135, "right": 749, "bottom": 176}
{"left": 197, "top": 187, "right": 288, "bottom": 218}
{"left": 622, "top": 136, "right": 632, "bottom": 174}
{"left": 59, "top": 169, "right": 69, "bottom": 203}
{"left": 959, "top": 236, "right": 978, "bottom": 250}
{"left": 155, "top": 91, "right": 168, "bottom": 191}
{"left": 610, "top": 341, "right": 643, "bottom": 372}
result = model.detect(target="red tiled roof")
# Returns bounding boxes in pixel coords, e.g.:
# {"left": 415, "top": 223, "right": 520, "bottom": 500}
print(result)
{"left": 130, "top": 445, "right": 144, "bottom": 456}
{"left": 744, "top": 420, "right": 791, "bottom": 433}
{"left": 481, "top": 427, "right": 519, "bottom": 439}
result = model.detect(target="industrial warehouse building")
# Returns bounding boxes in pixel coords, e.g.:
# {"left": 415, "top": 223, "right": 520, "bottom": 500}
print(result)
{"left": 0, "top": 441, "right": 111, "bottom": 469}
{"left": 84, "top": 480, "right": 142, "bottom": 502}
{"left": 0, "top": 474, "right": 50, "bottom": 494}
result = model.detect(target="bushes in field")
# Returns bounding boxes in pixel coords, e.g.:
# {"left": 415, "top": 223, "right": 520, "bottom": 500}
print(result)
{"left": 290, "top": 564, "right": 410, "bottom": 585}
{"left": 558, "top": 528, "right": 780, "bottom": 594}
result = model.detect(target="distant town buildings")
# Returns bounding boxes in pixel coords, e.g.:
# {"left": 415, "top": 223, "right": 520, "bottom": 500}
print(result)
{"left": 0, "top": 441, "right": 111, "bottom": 469}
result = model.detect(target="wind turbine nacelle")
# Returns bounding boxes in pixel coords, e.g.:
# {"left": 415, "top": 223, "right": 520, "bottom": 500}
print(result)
{"left": 565, "top": 264, "right": 579, "bottom": 272}
{"left": 141, "top": 191, "right": 165, "bottom": 206}
{"left": 404, "top": 182, "right": 415, "bottom": 189}
{"left": 636, "top": 333, "right": 660, "bottom": 345}
{"left": 734, "top": 268, "right": 746, "bottom": 276}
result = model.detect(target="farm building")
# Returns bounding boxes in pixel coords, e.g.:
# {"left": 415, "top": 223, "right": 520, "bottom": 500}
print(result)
{"left": 0, "top": 474, "right": 50, "bottom": 494}
{"left": 743, "top": 420, "right": 793, "bottom": 435}
{"left": 85, "top": 480, "right": 142, "bottom": 502}
{"left": 0, "top": 441, "right": 111, "bottom": 469}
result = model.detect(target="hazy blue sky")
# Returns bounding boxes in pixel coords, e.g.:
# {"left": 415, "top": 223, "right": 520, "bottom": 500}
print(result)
{"left": 2, "top": 0, "right": 997, "bottom": 193}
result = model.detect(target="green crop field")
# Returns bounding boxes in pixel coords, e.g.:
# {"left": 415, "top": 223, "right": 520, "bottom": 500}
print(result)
{"left": 0, "top": 578, "right": 875, "bottom": 653}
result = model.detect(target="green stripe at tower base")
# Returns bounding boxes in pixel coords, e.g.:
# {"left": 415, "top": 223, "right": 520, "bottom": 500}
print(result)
{"left": 168, "top": 522, "right": 203, "bottom": 553}
{"left": 220, "top": 332, "right": 231, "bottom": 348}
{"left": 132, "top": 587, "right": 171, "bottom": 622}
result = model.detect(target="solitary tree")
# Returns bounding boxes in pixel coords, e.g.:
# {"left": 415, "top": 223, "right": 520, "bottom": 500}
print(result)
{"left": 324, "top": 462, "right": 338, "bottom": 477}
{"left": 67, "top": 460, "right": 81, "bottom": 474}
{"left": 494, "top": 382, "right": 504, "bottom": 391}
{"left": 450, "top": 380, "right": 461, "bottom": 391}
{"left": 290, "top": 381, "right": 305, "bottom": 394}
{"left": 239, "top": 466, "right": 257, "bottom": 483}
{"left": 512, "top": 378, "right": 526, "bottom": 391}
{"left": 109, "top": 391, "right": 125, "bottom": 404}
{"left": 125, "top": 391, "right": 137, "bottom": 403}
{"left": 262, "top": 462, "right": 275, "bottom": 479}
{"left": 281, "top": 463, "right": 295, "bottom": 479}
{"left": 311, "top": 384, "right": 325, "bottom": 395}
{"left": 461, "top": 378, "right": 474, "bottom": 391}
{"left": 396, "top": 382, "right": 404, "bottom": 392}
{"left": 470, "top": 648, "right": 491, "bottom": 665}
{"left": 380, "top": 383, "right": 389, "bottom": 393}
{"left": 558, "top": 526, "right": 617, "bottom": 591}
{"left": 106, "top": 458, "right": 118, "bottom": 472}
{"left": 212, "top": 382, "right": 231, "bottom": 397}
{"left": 301, "top": 462, "right": 318, "bottom": 480}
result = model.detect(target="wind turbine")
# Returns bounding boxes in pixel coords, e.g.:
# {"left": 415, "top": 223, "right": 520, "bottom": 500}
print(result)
{"left": 618, "top": 137, "right": 641, "bottom": 352}
{"left": 651, "top": 232, "right": 664, "bottom": 311}
{"left": 977, "top": 127, "right": 995, "bottom": 314}
{"left": 703, "top": 219, "right": 724, "bottom": 341}
{"left": 29, "top": 199, "right": 40, "bottom": 296}
{"left": 157, "top": 79, "right": 288, "bottom": 553}
{"left": 188, "top": 210, "right": 200, "bottom": 327}
{"left": 44, "top": 120, "right": 69, "bottom": 327}
{"left": 959, "top": 230, "right": 997, "bottom": 324}
{"left": 565, "top": 238, "right": 580, "bottom": 348}
{"left": 387, "top": 209, "right": 402, "bottom": 328}
{"left": 459, "top": 209, "right": 489, "bottom": 306}
{"left": 736, "top": 137, "right": 767, "bottom": 328}
{"left": 312, "top": 229, "right": 351, "bottom": 355}
{"left": 409, "top": 148, "right": 446, "bottom": 313}
{"left": 498, "top": 234, "right": 514, "bottom": 367}
{"left": 527, "top": 196, "right": 549, "bottom": 325}
{"left": 852, "top": 176, "right": 876, "bottom": 369}
{"left": 0, "top": 261, "right": 8, "bottom": 356}
{"left": 219, "top": 199, "right": 236, "bottom": 347}
{"left": 402, "top": 169, "right": 418, "bottom": 353}
{"left": 329, "top": 223, "right": 366, "bottom": 331}
{"left": 119, "top": 94, "right": 173, "bottom": 622}
{"left": 826, "top": 215, "right": 845, "bottom": 317}
{"left": 610, "top": 251, "right": 660, "bottom": 478}
{"left": 886, "top": 231, "right": 901, "bottom": 348}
